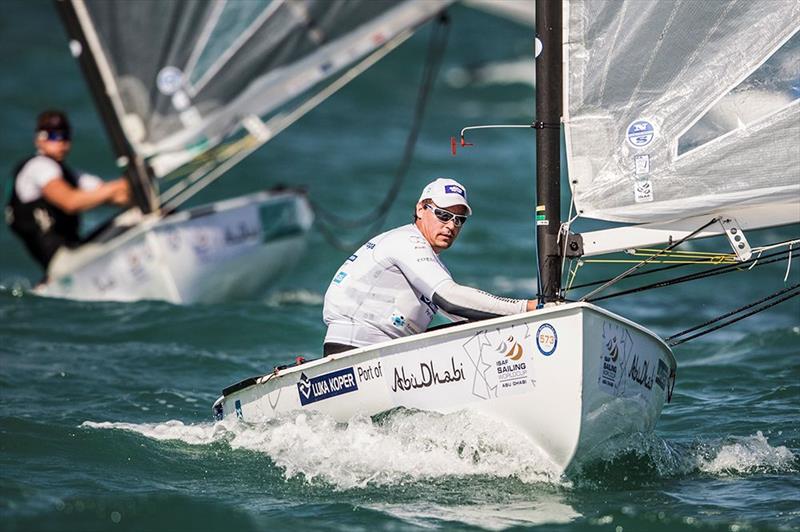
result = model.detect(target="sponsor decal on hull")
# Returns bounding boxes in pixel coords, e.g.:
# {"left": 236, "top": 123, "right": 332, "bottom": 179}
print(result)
{"left": 297, "top": 367, "right": 358, "bottom": 406}
{"left": 356, "top": 361, "right": 383, "bottom": 383}
{"left": 463, "top": 324, "right": 534, "bottom": 400}
{"left": 599, "top": 321, "right": 667, "bottom": 402}
{"left": 536, "top": 323, "right": 557, "bottom": 356}
{"left": 391, "top": 357, "right": 465, "bottom": 392}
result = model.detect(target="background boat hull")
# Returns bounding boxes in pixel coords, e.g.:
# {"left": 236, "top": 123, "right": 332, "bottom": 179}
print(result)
{"left": 36, "top": 190, "right": 314, "bottom": 304}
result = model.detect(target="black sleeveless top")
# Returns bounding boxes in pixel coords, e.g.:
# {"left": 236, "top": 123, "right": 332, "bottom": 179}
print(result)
{"left": 5, "top": 155, "right": 81, "bottom": 269}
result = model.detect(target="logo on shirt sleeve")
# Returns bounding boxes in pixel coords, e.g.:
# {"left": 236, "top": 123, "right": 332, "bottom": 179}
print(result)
{"left": 391, "top": 312, "right": 406, "bottom": 328}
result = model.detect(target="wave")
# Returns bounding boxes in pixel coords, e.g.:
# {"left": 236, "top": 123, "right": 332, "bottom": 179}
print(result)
{"left": 575, "top": 430, "right": 797, "bottom": 483}
{"left": 695, "top": 431, "right": 796, "bottom": 475}
{"left": 82, "top": 413, "right": 796, "bottom": 491}
{"left": 0, "top": 276, "right": 33, "bottom": 298}
{"left": 83, "top": 409, "right": 566, "bottom": 490}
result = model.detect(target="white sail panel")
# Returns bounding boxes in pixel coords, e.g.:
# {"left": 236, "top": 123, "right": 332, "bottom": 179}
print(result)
{"left": 77, "top": 0, "right": 451, "bottom": 178}
{"left": 564, "top": 0, "right": 800, "bottom": 224}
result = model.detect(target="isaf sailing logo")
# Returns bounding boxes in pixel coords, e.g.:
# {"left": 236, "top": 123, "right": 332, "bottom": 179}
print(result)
{"left": 599, "top": 322, "right": 631, "bottom": 395}
{"left": 499, "top": 335, "right": 523, "bottom": 360}
{"left": 297, "top": 368, "right": 359, "bottom": 405}
{"left": 494, "top": 335, "right": 528, "bottom": 390}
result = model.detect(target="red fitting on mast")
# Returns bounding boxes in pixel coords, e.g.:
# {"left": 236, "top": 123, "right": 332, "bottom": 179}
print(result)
{"left": 451, "top": 135, "right": 474, "bottom": 156}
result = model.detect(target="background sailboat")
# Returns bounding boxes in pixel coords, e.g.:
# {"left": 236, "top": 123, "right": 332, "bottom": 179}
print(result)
{"left": 30, "top": 0, "right": 450, "bottom": 303}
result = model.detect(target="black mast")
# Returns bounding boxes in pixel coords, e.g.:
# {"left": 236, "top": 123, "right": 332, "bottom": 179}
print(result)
{"left": 54, "top": 0, "right": 157, "bottom": 214}
{"left": 535, "top": 0, "right": 563, "bottom": 304}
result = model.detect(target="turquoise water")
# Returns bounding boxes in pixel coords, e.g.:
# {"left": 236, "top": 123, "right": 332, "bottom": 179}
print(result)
{"left": 1, "top": 3, "right": 798, "bottom": 531}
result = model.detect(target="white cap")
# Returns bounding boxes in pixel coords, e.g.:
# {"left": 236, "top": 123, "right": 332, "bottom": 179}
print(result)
{"left": 418, "top": 177, "right": 472, "bottom": 215}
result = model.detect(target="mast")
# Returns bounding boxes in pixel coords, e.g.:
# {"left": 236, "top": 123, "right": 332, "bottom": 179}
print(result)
{"left": 535, "top": 0, "right": 563, "bottom": 303}
{"left": 54, "top": 0, "right": 157, "bottom": 214}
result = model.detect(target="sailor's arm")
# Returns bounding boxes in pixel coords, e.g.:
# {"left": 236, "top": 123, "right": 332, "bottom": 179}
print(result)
{"left": 42, "top": 177, "right": 130, "bottom": 214}
{"left": 433, "top": 280, "right": 535, "bottom": 320}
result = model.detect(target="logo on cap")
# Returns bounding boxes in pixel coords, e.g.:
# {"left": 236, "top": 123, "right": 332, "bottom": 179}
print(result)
{"left": 444, "top": 184, "right": 465, "bottom": 197}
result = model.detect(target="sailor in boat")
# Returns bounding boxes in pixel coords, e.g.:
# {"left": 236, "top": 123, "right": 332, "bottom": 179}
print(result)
{"left": 5, "top": 110, "right": 130, "bottom": 274}
{"left": 322, "top": 178, "right": 536, "bottom": 356}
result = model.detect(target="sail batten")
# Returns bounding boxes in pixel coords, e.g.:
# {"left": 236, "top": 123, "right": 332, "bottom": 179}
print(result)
{"left": 565, "top": 0, "right": 800, "bottom": 225}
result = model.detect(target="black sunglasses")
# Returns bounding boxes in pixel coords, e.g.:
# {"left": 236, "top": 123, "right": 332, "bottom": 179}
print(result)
{"left": 425, "top": 203, "right": 468, "bottom": 227}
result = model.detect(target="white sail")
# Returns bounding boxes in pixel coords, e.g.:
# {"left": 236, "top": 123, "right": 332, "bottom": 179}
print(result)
{"left": 564, "top": 0, "right": 800, "bottom": 225}
{"left": 72, "top": 0, "right": 451, "bottom": 179}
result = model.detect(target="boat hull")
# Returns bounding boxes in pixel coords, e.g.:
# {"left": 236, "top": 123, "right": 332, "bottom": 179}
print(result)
{"left": 36, "top": 190, "right": 313, "bottom": 304}
{"left": 213, "top": 302, "right": 676, "bottom": 472}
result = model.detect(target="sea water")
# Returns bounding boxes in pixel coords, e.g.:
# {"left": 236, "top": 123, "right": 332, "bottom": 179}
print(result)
{"left": 1, "top": 3, "right": 798, "bottom": 531}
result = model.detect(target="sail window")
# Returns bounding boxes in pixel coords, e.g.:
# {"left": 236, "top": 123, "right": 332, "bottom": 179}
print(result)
{"left": 677, "top": 30, "right": 800, "bottom": 156}
{"left": 185, "top": 0, "right": 275, "bottom": 91}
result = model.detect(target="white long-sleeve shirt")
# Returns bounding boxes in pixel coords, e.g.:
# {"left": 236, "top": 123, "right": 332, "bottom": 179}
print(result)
{"left": 323, "top": 224, "right": 526, "bottom": 348}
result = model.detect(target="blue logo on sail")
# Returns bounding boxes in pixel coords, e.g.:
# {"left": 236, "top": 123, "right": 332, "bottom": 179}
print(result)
{"left": 626, "top": 119, "right": 655, "bottom": 148}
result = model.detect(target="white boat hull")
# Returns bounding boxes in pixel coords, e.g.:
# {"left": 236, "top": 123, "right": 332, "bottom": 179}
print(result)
{"left": 36, "top": 190, "right": 314, "bottom": 304}
{"left": 213, "top": 302, "right": 676, "bottom": 472}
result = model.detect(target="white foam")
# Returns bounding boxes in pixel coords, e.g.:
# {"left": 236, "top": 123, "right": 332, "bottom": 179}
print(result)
{"left": 697, "top": 431, "right": 796, "bottom": 475}
{"left": 578, "top": 430, "right": 797, "bottom": 479}
{"left": 0, "top": 277, "right": 33, "bottom": 298}
{"left": 81, "top": 420, "right": 225, "bottom": 446}
{"left": 82, "top": 409, "right": 565, "bottom": 490}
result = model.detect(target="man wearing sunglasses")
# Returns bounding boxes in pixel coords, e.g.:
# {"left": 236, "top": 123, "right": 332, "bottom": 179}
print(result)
{"left": 5, "top": 110, "right": 130, "bottom": 272}
{"left": 322, "top": 177, "right": 536, "bottom": 356}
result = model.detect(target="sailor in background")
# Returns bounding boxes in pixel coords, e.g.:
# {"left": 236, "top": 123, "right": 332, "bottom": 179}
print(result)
{"left": 323, "top": 177, "right": 536, "bottom": 356}
{"left": 5, "top": 110, "right": 130, "bottom": 273}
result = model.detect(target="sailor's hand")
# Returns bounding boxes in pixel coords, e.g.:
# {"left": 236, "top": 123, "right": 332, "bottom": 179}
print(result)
{"left": 109, "top": 179, "right": 131, "bottom": 206}
{"left": 526, "top": 299, "right": 538, "bottom": 311}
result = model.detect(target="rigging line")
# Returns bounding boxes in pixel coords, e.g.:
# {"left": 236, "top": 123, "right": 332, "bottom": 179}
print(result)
{"left": 579, "top": 217, "right": 720, "bottom": 302}
{"left": 570, "top": 246, "right": 799, "bottom": 291}
{"left": 666, "top": 283, "right": 800, "bottom": 342}
{"left": 584, "top": 258, "right": 736, "bottom": 265}
{"left": 585, "top": 249, "right": 800, "bottom": 303}
{"left": 631, "top": 248, "right": 737, "bottom": 258}
{"left": 747, "top": 248, "right": 764, "bottom": 271}
{"left": 667, "top": 284, "right": 800, "bottom": 346}
{"left": 311, "top": 16, "right": 450, "bottom": 252}
{"left": 312, "top": 14, "right": 449, "bottom": 230}
{"left": 753, "top": 238, "right": 800, "bottom": 253}
{"left": 564, "top": 258, "right": 583, "bottom": 294}
{"left": 785, "top": 242, "right": 794, "bottom": 283}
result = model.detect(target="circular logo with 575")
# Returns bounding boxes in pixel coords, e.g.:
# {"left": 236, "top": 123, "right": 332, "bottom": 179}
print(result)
{"left": 536, "top": 323, "right": 558, "bottom": 356}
